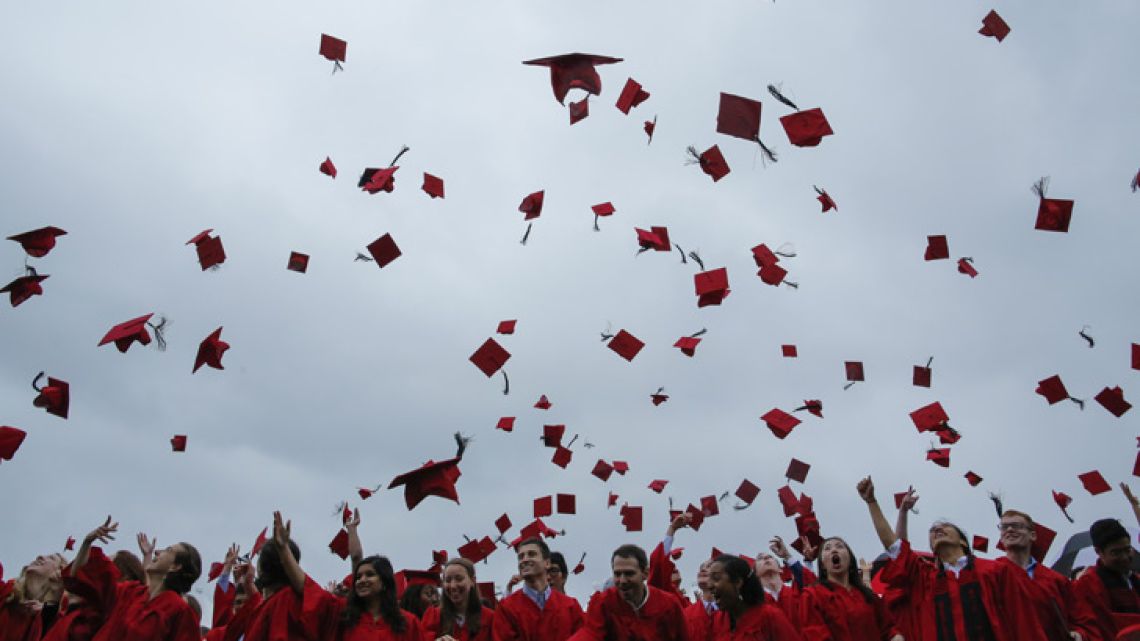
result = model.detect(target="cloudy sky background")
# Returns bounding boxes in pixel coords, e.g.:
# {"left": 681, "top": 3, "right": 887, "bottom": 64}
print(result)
{"left": 2, "top": 0, "right": 1138, "bottom": 619}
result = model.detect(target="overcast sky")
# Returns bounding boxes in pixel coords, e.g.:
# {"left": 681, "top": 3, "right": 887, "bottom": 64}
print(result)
{"left": 2, "top": 0, "right": 1138, "bottom": 621}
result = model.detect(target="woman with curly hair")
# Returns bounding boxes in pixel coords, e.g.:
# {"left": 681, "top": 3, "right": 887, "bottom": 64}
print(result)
{"left": 421, "top": 558, "right": 493, "bottom": 641}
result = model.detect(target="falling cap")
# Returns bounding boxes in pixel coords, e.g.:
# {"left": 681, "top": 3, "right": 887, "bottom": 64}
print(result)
{"left": 687, "top": 145, "right": 730, "bottom": 182}
{"left": 785, "top": 458, "right": 810, "bottom": 483}
{"left": 1, "top": 273, "right": 49, "bottom": 308}
{"left": 170, "top": 435, "right": 187, "bottom": 452}
{"left": 98, "top": 314, "right": 158, "bottom": 353}
{"left": 978, "top": 10, "right": 1011, "bottom": 42}
{"left": 32, "top": 374, "right": 69, "bottom": 419}
{"left": 186, "top": 229, "right": 226, "bottom": 270}
{"left": 8, "top": 226, "right": 67, "bottom": 258}
{"left": 193, "top": 327, "right": 229, "bottom": 373}
{"left": 319, "top": 34, "right": 347, "bottom": 62}
{"left": 1094, "top": 386, "right": 1131, "bottom": 417}
{"left": 607, "top": 329, "right": 645, "bottom": 361}
{"left": 0, "top": 426, "right": 27, "bottom": 463}
{"left": 422, "top": 173, "right": 445, "bottom": 199}
{"left": 522, "top": 53, "right": 624, "bottom": 104}
{"left": 615, "top": 77, "right": 650, "bottom": 114}
{"left": 387, "top": 433, "right": 470, "bottom": 510}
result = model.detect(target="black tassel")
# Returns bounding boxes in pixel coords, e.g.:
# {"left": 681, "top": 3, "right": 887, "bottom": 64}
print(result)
{"left": 501, "top": 370, "right": 510, "bottom": 395}
{"left": 1132, "top": 170, "right": 1139, "bottom": 192}
{"left": 755, "top": 137, "right": 778, "bottom": 164}
{"left": 388, "top": 145, "right": 410, "bottom": 167}
{"left": 767, "top": 84, "right": 799, "bottom": 111}
{"left": 843, "top": 381, "right": 857, "bottom": 390}
{"left": 794, "top": 400, "right": 823, "bottom": 413}
{"left": 577, "top": 552, "right": 587, "bottom": 565}
{"left": 1069, "top": 396, "right": 1085, "bottom": 410}
{"left": 332, "top": 61, "right": 343, "bottom": 74}
{"left": 688, "top": 251, "right": 705, "bottom": 271}
{"left": 989, "top": 492, "right": 1004, "bottom": 519}
{"left": 783, "top": 280, "right": 799, "bottom": 289}
{"left": 354, "top": 252, "right": 374, "bottom": 262}
{"left": 655, "top": 387, "right": 665, "bottom": 395}
{"left": 148, "top": 316, "right": 168, "bottom": 351}
{"left": 520, "top": 223, "right": 533, "bottom": 245}
{"left": 1061, "top": 507, "right": 1075, "bottom": 524}
{"left": 734, "top": 502, "right": 752, "bottom": 511}
{"left": 1079, "top": 327, "right": 1095, "bottom": 348}
{"left": 583, "top": 440, "right": 595, "bottom": 449}
{"left": 453, "top": 432, "right": 472, "bottom": 459}
{"left": 690, "top": 328, "right": 707, "bottom": 338}
{"left": 593, "top": 214, "right": 600, "bottom": 232}
{"left": 24, "top": 263, "right": 37, "bottom": 277}
{"left": 684, "top": 146, "right": 701, "bottom": 165}
{"left": 1031, "top": 176, "right": 1050, "bottom": 199}
{"left": 925, "top": 356, "right": 934, "bottom": 369}
{"left": 600, "top": 332, "right": 614, "bottom": 341}
{"left": 566, "top": 434, "right": 580, "bottom": 448}
{"left": 674, "top": 244, "right": 688, "bottom": 264}
{"left": 774, "top": 247, "right": 796, "bottom": 259}
{"left": 31, "top": 371, "right": 45, "bottom": 392}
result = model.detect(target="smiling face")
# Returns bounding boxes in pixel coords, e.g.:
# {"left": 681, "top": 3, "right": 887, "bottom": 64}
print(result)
{"left": 706, "top": 561, "right": 740, "bottom": 609}
{"left": 611, "top": 555, "right": 647, "bottom": 605}
{"left": 820, "top": 539, "right": 852, "bottom": 579}
{"left": 696, "top": 560, "right": 712, "bottom": 593}
{"left": 443, "top": 563, "right": 473, "bottom": 608}
{"left": 353, "top": 562, "right": 382, "bottom": 601}
{"left": 1098, "top": 537, "right": 1135, "bottom": 575}
{"left": 516, "top": 543, "right": 548, "bottom": 581}
{"left": 928, "top": 521, "right": 967, "bottom": 557}
{"left": 999, "top": 514, "right": 1036, "bottom": 552}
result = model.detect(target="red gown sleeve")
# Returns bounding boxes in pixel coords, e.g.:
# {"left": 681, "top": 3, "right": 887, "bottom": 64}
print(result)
{"left": 566, "top": 591, "right": 605, "bottom": 641}
{"left": 212, "top": 582, "right": 236, "bottom": 629}
{"left": 490, "top": 597, "right": 522, "bottom": 641}
{"left": 298, "top": 575, "right": 340, "bottom": 640}
{"left": 761, "top": 604, "right": 806, "bottom": 641}
{"left": 62, "top": 548, "right": 122, "bottom": 618}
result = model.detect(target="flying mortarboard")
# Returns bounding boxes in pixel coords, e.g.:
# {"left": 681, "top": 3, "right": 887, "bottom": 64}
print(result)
{"left": 648, "top": 480, "right": 668, "bottom": 493}
{"left": 551, "top": 446, "right": 572, "bottom": 468}
{"left": 534, "top": 496, "right": 553, "bottom": 518}
{"left": 794, "top": 400, "right": 824, "bottom": 418}
{"left": 1094, "top": 386, "right": 1131, "bottom": 417}
{"left": 319, "top": 34, "right": 346, "bottom": 71}
{"left": 522, "top": 53, "right": 623, "bottom": 104}
{"left": 914, "top": 357, "right": 934, "bottom": 388}
{"left": 31, "top": 374, "right": 68, "bottom": 419}
{"left": 359, "top": 167, "right": 398, "bottom": 194}
{"left": 287, "top": 252, "right": 309, "bottom": 273}
{"left": 251, "top": 528, "right": 268, "bottom": 557}
{"left": 1053, "top": 490, "right": 1075, "bottom": 523}
{"left": 844, "top": 361, "right": 865, "bottom": 389}
{"left": 357, "top": 484, "right": 381, "bottom": 500}
{"left": 591, "top": 459, "right": 614, "bottom": 482}
{"left": 193, "top": 327, "right": 229, "bottom": 373}
{"left": 542, "top": 424, "right": 565, "bottom": 448}
{"left": 1078, "top": 470, "right": 1111, "bottom": 496}
{"left": 534, "top": 395, "right": 552, "bottom": 410}
{"left": 1035, "top": 375, "right": 1085, "bottom": 409}
{"left": 925, "top": 236, "right": 949, "bottom": 261}
{"left": 768, "top": 85, "right": 833, "bottom": 147}
{"left": 0, "top": 426, "right": 27, "bottom": 463}
{"left": 957, "top": 257, "right": 979, "bottom": 278}
{"left": 591, "top": 202, "right": 615, "bottom": 231}
{"left": 674, "top": 336, "right": 702, "bottom": 357}
{"left": 387, "top": 433, "right": 470, "bottom": 510}
{"left": 2, "top": 272, "right": 48, "bottom": 308}
{"left": 620, "top": 505, "right": 643, "bottom": 532}
{"left": 607, "top": 329, "right": 645, "bottom": 361}
{"left": 926, "top": 447, "right": 951, "bottom": 468}
{"left": 569, "top": 97, "right": 589, "bottom": 125}
{"left": 814, "top": 186, "right": 837, "bottom": 212}
{"left": 635, "top": 227, "right": 671, "bottom": 252}
{"left": 616, "top": 78, "right": 650, "bottom": 114}
{"left": 495, "top": 514, "right": 512, "bottom": 534}
{"left": 98, "top": 313, "right": 167, "bottom": 353}
{"left": 469, "top": 339, "right": 511, "bottom": 394}
{"left": 319, "top": 157, "right": 337, "bottom": 178}
{"left": 329, "top": 529, "right": 350, "bottom": 559}
{"left": 170, "top": 435, "right": 187, "bottom": 452}
{"left": 651, "top": 387, "right": 669, "bottom": 406}
{"left": 644, "top": 117, "right": 657, "bottom": 144}
{"left": 700, "top": 496, "right": 719, "bottom": 518}
{"left": 785, "top": 459, "right": 811, "bottom": 483}
{"left": 497, "top": 320, "right": 517, "bottom": 335}
{"left": 612, "top": 461, "right": 629, "bottom": 475}
{"left": 978, "top": 10, "right": 1011, "bottom": 42}
{"left": 761, "top": 408, "right": 800, "bottom": 439}
{"left": 716, "top": 93, "right": 777, "bottom": 163}
{"left": 519, "top": 190, "right": 545, "bottom": 223}
{"left": 364, "top": 234, "right": 402, "bottom": 268}
{"left": 965, "top": 471, "right": 983, "bottom": 487}
{"left": 734, "top": 480, "right": 760, "bottom": 509}
{"left": 556, "top": 493, "right": 576, "bottom": 514}
{"left": 694, "top": 267, "right": 730, "bottom": 307}
{"left": 782, "top": 345, "right": 797, "bottom": 358}
{"left": 572, "top": 552, "right": 586, "bottom": 575}
{"left": 686, "top": 145, "right": 730, "bottom": 182}
{"left": 7, "top": 227, "right": 66, "bottom": 258}
{"left": 1132, "top": 344, "right": 1139, "bottom": 370}
{"left": 185, "top": 230, "right": 226, "bottom": 270}
{"left": 608, "top": 492, "right": 619, "bottom": 508}
{"left": 495, "top": 417, "right": 515, "bottom": 432}
{"left": 972, "top": 536, "right": 990, "bottom": 553}
{"left": 1032, "top": 177, "right": 1074, "bottom": 232}
{"left": 422, "top": 173, "right": 445, "bottom": 199}
{"left": 910, "top": 401, "right": 949, "bottom": 433}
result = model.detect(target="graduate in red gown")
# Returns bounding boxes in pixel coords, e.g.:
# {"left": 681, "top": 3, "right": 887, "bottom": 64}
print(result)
{"left": 996, "top": 509, "right": 1101, "bottom": 641}
{"left": 335, "top": 555, "right": 424, "bottom": 641}
{"left": 684, "top": 560, "right": 719, "bottom": 641}
{"left": 1, "top": 552, "right": 66, "bottom": 641}
{"left": 491, "top": 537, "right": 583, "bottom": 641}
{"left": 856, "top": 477, "right": 1051, "bottom": 641}
{"left": 204, "top": 550, "right": 262, "bottom": 641}
{"left": 804, "top": 537, "right": 900, "bottom": 641}
{"left": 706, "top": 555, "right": 803, "bottom": 641}
{"left": 756, "top": 539, "right": 828, "bottom": 640}
{"left": 241, "top": 511, "right": 342, "bottom": 641}
{"left": 1072, "top": 493, "right": 1140, "bottom": 641}
{"left": 63, "top": 516, "right": 201, "bottom": 641}
{"left": 422, "top": 558, "right": 494, "bottom": 641}
{"left": 568, "top": 544, "right": 688, "bottom": 641}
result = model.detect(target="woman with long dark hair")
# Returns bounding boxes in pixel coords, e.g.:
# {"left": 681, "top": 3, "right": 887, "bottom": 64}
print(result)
{"left": 805, "top": 537, "right": 901, "bottom": 640}
{"left": 337, "top": 555, "right": 423, "bottom": 640}
{"left": 705, "top": 555, "right": 801, "bottom": 640}
{"left": 398, "top": 583, "right": 434, "bottom": 620}
{"left": 421, "top": 558, "right": 494, "bottom": 641}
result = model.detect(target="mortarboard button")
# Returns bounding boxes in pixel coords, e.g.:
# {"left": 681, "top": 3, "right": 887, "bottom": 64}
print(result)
{"left": 607, "top": 329, "right": 645, "bottom": 361}
{"left": 761, "top": 408, "right": 800, "bottom": 439}
{"left": 1094, "top": 386, "right": 1131, "bottom": 417}
{"left": 556, "top": 493, "right": 576, "bottom": 514}
{"left": 287, "top": 252, "right": 309, "bottom": 273}
{"left": 497, "top": 320, "right": 517, "bottom": 335}
{"left": 7, "top": 227, "right": 67, "bottom": 258}
{"left": 1079, "top": 470, "right": 1111, "bottom": 495}
{"left": 185, "top": 230, "right": 226, "bottom": 271}
{"left": 648, "top": 480, "right": 668, "bottom": 493}
{"left": 535, "top": 395, "right": 552, "bottom": 410}
{"left": 926, "top": 448, "right": 951, "bottom": 467}
{"left": 591, "top": 459, "right": 614, "bottom": 482}
{"left": 735, "top": 479, "right": 760, "bottom": 508}
{"left": 925, "top": 235, "right": 949, "bottom": 261}
{"left": 519, "top": 190, "right": 545, "bottom": 220}
{"left": 319, "top": 157, "right": 337, "bottom": 178}
{"left": 978, "top": 10, "right": 1011, "bottom": 42}
{"left": 781, "top": 344, "right": 797, "bottom": 358}
{"left": 366, "top": 234, "right": 402, "bottom": 268}
{"left": 98, "top": 314, "right": 156, "bottom": 353}
{"left": 329, "top": 529, "right": 350, "bottom": 559}
{"left": 522, "top": 53, "right": 623, "bottom": 104}
{"left": 972, "top": 536, "right": 990, "bottom": 553}
{"left": 687, "top": 145, "right": 730, "bottom": 182}
{"left": 0, "top": 426, "right": 28, "bottom": 463}
{"left": 31, "top": 374, "right": 69, "bottom": 419}
{"left": 170, "top": 435, "right": 187, "bottom": 452}
{"left": 815, "top": 186, "right": 837, "bottom": 212}
{"left": 422, "top": 173, "right": 445, "bottom": 199}
{"left": 644, "top": 117, "right": 656, "bottom": 143}
{"left": 616, "top": 78, "right": 650, "bottom": 114}
{"left": 965, "top": 471, "right": 983, "bottom": 487}
{"left": 193, "top": 327, "right": 229, "bottom": 374}
{"left": 694, "top": 267, "right": 730, "bottom": 307}
{"left": 785, "top": 459, "right": 810, "bottom": 483}
{"left": 910, "top": 401, "right": 949, "bottom": 432}
{"left": 534, "top": 496, "right": 553, "bottom": 518}
{"left": 495, "top": 513, "right": 512, "bottom": 534}
{"left": 495, "top": 417, "right": 515, "bottom": 432}
{"left": 551, "top": 446, "right": 572, "bottom": 468}
{"left": 1, "top": 273, "right": 49, "bottom": 308}
{"left": 542, "top": 424, "right": 565, "bottom": 448}
{"left": 469, "top": 339, "right": 510, "bottom": 378}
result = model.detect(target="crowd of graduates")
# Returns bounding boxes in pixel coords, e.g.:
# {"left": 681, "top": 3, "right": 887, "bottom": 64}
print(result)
{"left": 4, "top": 477, "right": 1140, "bottom": 641}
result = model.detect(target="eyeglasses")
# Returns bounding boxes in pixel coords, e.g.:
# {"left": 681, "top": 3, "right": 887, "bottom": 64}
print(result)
{"left": 998, "top": 522, "right": 1030, "bottom": 532}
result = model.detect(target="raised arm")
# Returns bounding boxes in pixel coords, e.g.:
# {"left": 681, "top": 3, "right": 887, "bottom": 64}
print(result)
{"left": 272, "top": 511, "right": 306, "bottom": 595}
{"left": 894, "top": 486, "right": 919, "bottom": 542}
{"left": 345, "top": 509, "right": 363, "bottom": 568}
{"left": 857, "top": 477, "right": 898, "bottom": 550}
{"left": 1122, "top": 483, "right": 1140, "bottom": 528}
{"left": 663, "top": 513, "right": 692, "bottom": 555}
{"left": 136, "top": 532, "right": 156, "bottom": 566}
{"left": 73, "top": 516, "right": 118, "bottom": 570}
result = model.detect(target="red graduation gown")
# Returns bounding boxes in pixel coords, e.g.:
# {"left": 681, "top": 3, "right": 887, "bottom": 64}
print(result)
{"left": 422, "top": 605, "right": 495, "bottom": 641}
{"left": 491, "top": 588, "right": 583, "bottom": 641}
{"left": 568, "top": 586, "right": 687, "bottom": 641}
{"left": 804, "top": 583, "right": 897, "bottom": 641}
{"left": 765, "top": 587, "right": 828, "bottom": 641}
{"left": 996, "top": 558, "right": 1101, "bottom": 641}
{"left": 0, "top": 594, "right": 43, "bottom": 641}
{"left": 1072, "top": 560, "right": 1140, "bottom": 641}
{"left": 242, "top": 575, "right": 341, "bottom": 641}
{"left": 46, "top": 547, "right": 124, "bottom": 641}
{"left": 709, "top": 603, "right": 804, "bottom": 641}
{"left": 647, "top": 543, "right": 690, "bottom": 609}
{"left": 203, "top": 590, "right": 263, "bottom": 641}
{"left": 335, "top": 609, "right": 423, "bottom": 641}
{"left": 88, "top": 582, "right": 199, "bottom": 641}
{"left": 684, "top": 600, "right": 716, "bottom": 641}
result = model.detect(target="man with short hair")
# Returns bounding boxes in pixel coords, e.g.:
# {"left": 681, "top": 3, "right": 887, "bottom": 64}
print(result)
{"left": 997, "top": 509, "right": 1099, "bottom": 641}
{"left": 569, "top": 544, "right": 688, "bottom": 641}
{"left": 493, "top": 538, "right": 583, "bottom": 641}
{"left": 1073, "top": 511, "right": 1140, "bottom": 639}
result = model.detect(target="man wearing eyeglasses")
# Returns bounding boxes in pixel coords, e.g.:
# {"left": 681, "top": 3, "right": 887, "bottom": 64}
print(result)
{"left": 1072, "top": 483, "right": 1140, "bottom": 640}
{"left": 996, "top": 510, "right": 1098, "bottom": 641}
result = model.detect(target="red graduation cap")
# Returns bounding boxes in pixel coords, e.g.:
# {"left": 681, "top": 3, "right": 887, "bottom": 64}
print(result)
{"left": 910, "top": 402, "right": 949, "bottom": 433}
{"left": 193, "top": 327, "right": 229, "bottom": 373}
{"left": 387, "top": 433, "right": 469, "bottom": 510}
{"left": 519, "top": 190, "right": 545, "bottom": 221}
{"left": 785, "top": 459, "right": 811, "bottom": 483}
{"left": 287, "top": 252, "right": 309, "bottom": 273}
{"left": 1, "top": 273, "right": 49, "bottom": 308}
{"left": 616, "top": 78, "right": 650, "bottom": 114}
{"left": 98, "top": 314, "right": 156, "bottom": 353}
{"left": 735, "top": 479, "right": 760, "bottom": 507}
{"left": 688, "top": 145, "right": 730, "bottom": 182}
{"left": 779, "top": 108, "right": 833, "bottom": 147}
{"left": 761, "top": 408, "right": 800, "bottom": 439}
{"left": 1031, "top": 522, "right": 1057, "bottom": 561}
{"left": 470, "top": 338, "right": 511, "bottom": 377}
{"left": 591, "top": 459, "right": 614, "bottom": 482}
{"left": 965, "top": 471, "right": 983, "bottom": 487}
{"left": 648, "top": 479, "right": 668, "bottom": 493}
{"left": 1095, "top": 386, "right": 1131, "bottom": 417}
{"left": 591, "top": 202, "right": 615, "bottom": 227}
{"left": 556, "top": 493, "right": 576, "bottom": 514}
{"left": 432, "top": 549, "right": 449, "bottom": 567}
{"left": 845, "top": 361, "right": 865, "bottom": 382}
{"left": 551, "top": 446, "right": 572, "bottom": 468}
{"left": 251, "top": 527, "right": 268, "bottom": 557}
{"left": 716, "top": 93, "right": 761, "bottom": 140}
{"left": 319, "top": 34, "right": 347, "bottom": 63}
{"left": 477, "top": 582, "right": 497, "bottom": 607}
{"left": 957, "top": 257, "right": 979, "bottom": 278}
{"left": 620, "top": 505, "right": 643, "bottom": 532}
{"left": 781, "top": 344, "right": 798, "bottom": 358}
{"left": 752, "top": 243, "right": 779, "bottom": 268}
{"left": 978, "top": 10, "right": 1011, "bottom": 42}
{"left": 1053, "top": 490, "right": 1075, "bottom": 523}
{"left": 612, "top": 461, "right": 629, "bottom": 475}
{"left": 495, "top": 513, "right": 512, "bottom": 534}
{"left": 893, "top": 492, "right": 909, "bottom": 509}
{"left": 365, "top": 234, "right": 402, "bottom": 268}
{"left": 1032, "top": 178, "right": 1074, "bottom": 232}
{"left": 1132, "top": 343, "right": 1140, "bottom": 370}
{"left": 319, "top": 157, "right": 337, "bottom": 178}
{"left": 972, "top": 535, "right": 990, "bottom": 553}
{"left": 757, "top": 261, "right": 788, "bottom": 287}
{"left": 926, "top": 447, "right": 951, "bottom": 468}
{"left": 497, "top": 320, "right": 517, "bottom": 335}
{"left": 534, "top": 395, "right": 552, "bottom": 410}
{"left": 608, "top": 492, "right": 619, "bottom": 508}
{"left": 0, "top": 426, "right": 28, "bottom": 463}
{"left": 62, "top": 536, "right": 75, "bottom": 552}
{"left": 569, "top": 97, "right": 589, "bottom": 125}
{"left": 357, "top": 485, "right": 381, "bottom": 500}
{"left": 32, "top": 375, "right": 69, "bottom": 419}
{"left": 796, "top": 399, "right": 824, "bottom": 418}
{"left": 534, "top": 496, "right": 553, "bottom": 518}
{"left": 700, "top": 495, "right": 720, "bottom": 517}
{"left": 360, "top": 167, "right": 398, "bottom": 194}
{"left": 572, "top": 553, "right": 586, "bottom": 575}
{"left": 674, "top": 336, "right": 701, "bottom": 356}
{"left": 650, "top": 388, "right": 669, "bottom": 406}
{"left": 608, "top": 329, "right": 645, "bottom": 361}
{"left": 815, "top": 187, "right": 837, "bottom": 212}
{"left": 683, "top": 504, "right": 706, "bottom": 531}
{"left": 1079, "top": 470, "right": 1111, "bottom": 495}
{"left": 396, "top": 570, "right": 442, "bottom": 597}
{"left": 495, "top": 417, "right": 515, "bottom": 432}
{"left": 422, "top": 173, "right": 445, "bottom": 199}
{"left": 542, "top": 424, "right": 565, "bottom": 448}
{"left": 914, "top": 364, "right": 932, "bottom": 388}
{"left": 1134, "top": 450, "right": 1140, "bottom": 478}
{"left": 1036, "top": 375, "right": 1069, "bottom": 404}
{"left": 694, "top": 267, "right": 730, "bottom": 307}
{"left": 207, "top": 562, "right": 225, "bottom": 583}
{"left": 644, "top": 117, "right": 656, "bottom": 143}
{"left": 522, "top": 53, "right": 623, "bottom": 104}
{"left": 7, "top": 226, "right": 66, "bottom": 258}
{"left": 469, "top": 537, "right": 499, "bottom": 564}
{"left": 925, "top": 235, "right": 949, "bottom": 261}
{"left": 635, "top": 226, "right": 671, "bottom": 252}
{"left": 186, "top": 229, "right": 226, "bottom": 270}
{"left": 170, "top": 435, "right": 187, "bottom": 452}
{"left": 329, "top": 529, "right": 350, "bottom": 560}
{"left": 936, "top": 425, "right": 962, "bottom": 445}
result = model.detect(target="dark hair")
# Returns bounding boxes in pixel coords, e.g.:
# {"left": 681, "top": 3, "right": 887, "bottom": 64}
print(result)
{"left": 185, "top": 594, "right": 202, "bottom": 621}
{"left": 712, "top": 555, "right": 763, "bottom": 607}
{"left": 112, "top": 551, "right": 145, "bottom": 583}
{"left": 549, "top": 552, "right": 569, "bottom": 576}
{"left": 930, "top": 521, "right": 972, "bottom": 556}
{"left": 815, "top": 537, "right": 877, "bottom": 605}
{"left": 256, "top": 539, "right": 301, "bottom": 592}
{"left": 612, "top": 544, "right": 648, "bottom": 571}
{"left": 1091, "top": 518, "right": 1130, "bottom": 551}
{"left": 515, "top": 537, "right": 550, "bottom": 559}
{"left": 163, "top": 543, "right": 202, "bottom": 595}
{"left": 342, "top": 556, "right": 405, "bottom": 633}
{"left": 400, "top": 583, "right": 431, "bottom": 618}
{"left": 440, "top": 558, "right": 483, "bottom": 636}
